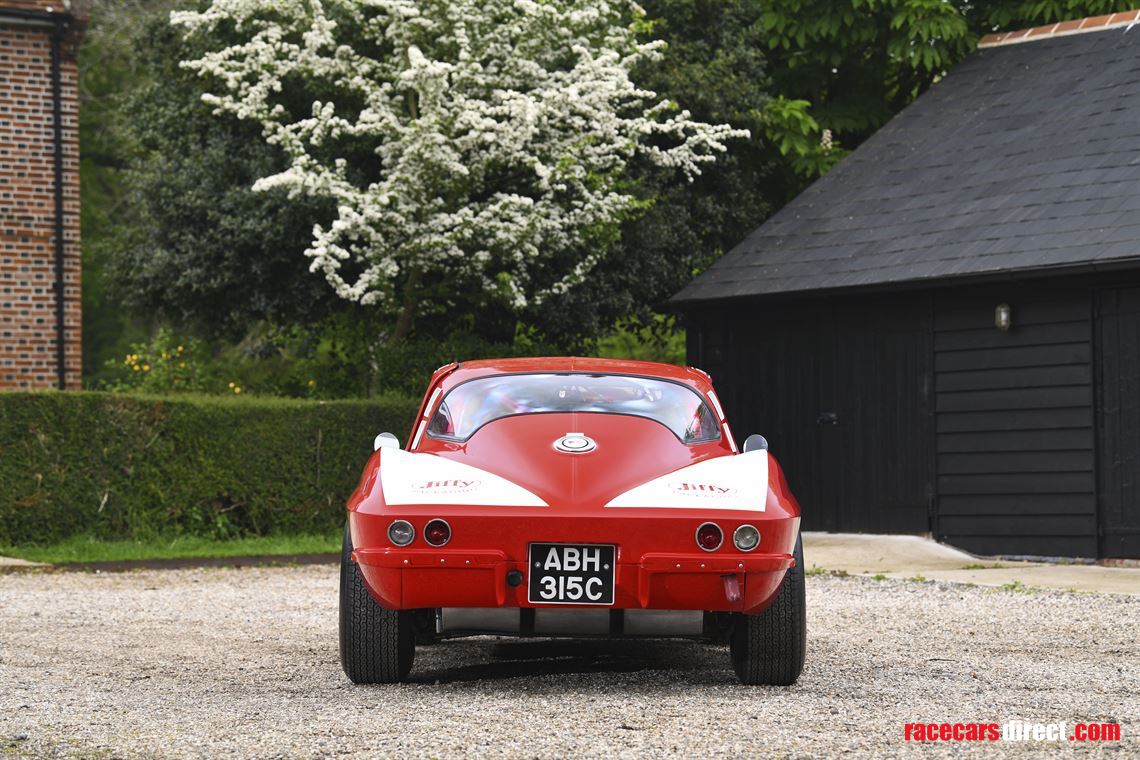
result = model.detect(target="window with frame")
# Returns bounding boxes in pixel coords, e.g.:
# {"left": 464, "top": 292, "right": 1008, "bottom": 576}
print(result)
{"left": 426, "top": 373, "right": 721, "bottom": 444}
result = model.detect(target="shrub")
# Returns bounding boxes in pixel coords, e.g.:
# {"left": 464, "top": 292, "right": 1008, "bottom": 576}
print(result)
{"left": 102, "top": 328, "right": 214, "bottom": 394}
{"left": 92, "top": 322, "right": 561, "bottom": 400}
{"left": 0, "top": 391, "right": 419, "bottom": 546}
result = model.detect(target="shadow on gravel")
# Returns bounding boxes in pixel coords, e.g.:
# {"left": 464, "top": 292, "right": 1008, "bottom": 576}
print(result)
{"left": 410, "top": 638, "right": 725, "bottom": 684}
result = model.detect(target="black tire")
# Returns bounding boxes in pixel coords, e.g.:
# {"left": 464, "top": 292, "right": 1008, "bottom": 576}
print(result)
{"left": 339, "top": 522, "right": 415, "bottom": 684}
{"left": 729, "top": 534, "right": 806, "bottom": 685}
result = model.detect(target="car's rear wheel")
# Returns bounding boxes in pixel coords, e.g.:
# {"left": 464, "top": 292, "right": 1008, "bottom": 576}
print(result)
{"left": 339, "top": 521, "right": 415, "bottom": 684}
{"left": 729, "top": 534, "right": 806, "bottom": 685}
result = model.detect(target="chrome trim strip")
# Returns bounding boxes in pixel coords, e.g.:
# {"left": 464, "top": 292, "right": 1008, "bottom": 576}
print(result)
{"left": 723, "top": 424, "right": 737, "bottom": 453}
{"left": 410, "top": 420, "right": 427, "bottom": 450}
{"left": 423, "top": 387, "right": 443, "bottom": 418}
{"left": 706, "top": 389, "right": 725, "bottom": 420}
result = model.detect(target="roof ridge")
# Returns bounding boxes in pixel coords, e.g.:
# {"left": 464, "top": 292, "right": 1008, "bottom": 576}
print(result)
{"left": 978, "top": 9, "right": 1140, "bottom": 48}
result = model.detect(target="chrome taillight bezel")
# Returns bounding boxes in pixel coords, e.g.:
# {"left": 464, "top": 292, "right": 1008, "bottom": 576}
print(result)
{"left": 424, "top": 518, "right": 452, "bottom": 547}
{"left": 733, "top": 524, "right": 761, "bottom": 552}
{"left": 695, "top": 521, "right": 724, "bottom": 552}
{"left": 387, "top": 519, "right": 415, "bottom": 547}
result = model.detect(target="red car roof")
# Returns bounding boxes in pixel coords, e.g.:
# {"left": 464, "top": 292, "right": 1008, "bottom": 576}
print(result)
{"left": 439, "top": 357, "right": 711, "bottom": 390}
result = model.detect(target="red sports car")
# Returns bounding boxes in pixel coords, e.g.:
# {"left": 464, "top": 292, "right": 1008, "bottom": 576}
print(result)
{"left": 341, "top": 358, "right": 805, "bottom": 685}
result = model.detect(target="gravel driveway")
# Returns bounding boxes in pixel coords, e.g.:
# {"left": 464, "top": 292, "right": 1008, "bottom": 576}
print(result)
{"left": 1, "top": 565, "right": 1135, "bottom": 758}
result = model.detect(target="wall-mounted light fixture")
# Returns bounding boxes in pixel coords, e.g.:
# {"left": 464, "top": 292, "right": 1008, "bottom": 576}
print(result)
{"left": 994, "top": 303, "right": 1012, "bottom": 332}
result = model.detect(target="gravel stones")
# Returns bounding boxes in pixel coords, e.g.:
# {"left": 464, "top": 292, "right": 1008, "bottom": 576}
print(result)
{"left": 1, "top": 567, "right": 1135, "bottom": 758}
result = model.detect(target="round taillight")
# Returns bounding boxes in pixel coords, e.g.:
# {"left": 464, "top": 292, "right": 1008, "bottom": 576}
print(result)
{"left": 424, "top": 519, "right": 451, "bottom": 547}
{"left": 695, "top": 522, "right": 723, "bottom": 552}
{"left": 388, "top": 519, "right": 414, "bottom": 547}
{"left": 733, "top": 524, "right": 760, "bottom": 552}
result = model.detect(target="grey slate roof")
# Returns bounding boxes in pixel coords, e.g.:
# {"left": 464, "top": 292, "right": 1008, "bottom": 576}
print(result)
{"left": 674, "top": 25, "right": 1140, "bottom": 303}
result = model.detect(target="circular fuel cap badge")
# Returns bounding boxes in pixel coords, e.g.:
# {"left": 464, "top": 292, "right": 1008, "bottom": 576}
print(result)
{"left": 555, "top": 432, "right": 596, "bottom": 454}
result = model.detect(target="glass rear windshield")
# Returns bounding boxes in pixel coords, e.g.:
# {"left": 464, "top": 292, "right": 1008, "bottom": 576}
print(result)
{"left": 426, "top": 373, "right": 721, "bottom": 444}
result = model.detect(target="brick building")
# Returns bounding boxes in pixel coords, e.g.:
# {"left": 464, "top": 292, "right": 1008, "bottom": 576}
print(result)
{"left": 0, "top": 1, "right": 85, "bottom": 389}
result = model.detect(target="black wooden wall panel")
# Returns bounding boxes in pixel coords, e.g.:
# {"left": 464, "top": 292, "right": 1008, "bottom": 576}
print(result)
{"left": 933, "top": 284, "right": 1097, "bottom": 557}
{"left": 680, "top": 272, "right": 1140, "bottom": 557}
{"left": 937, "top": 428, "right": 1094, "bottom": 452}
{"left": 686, "top": 294, "right": 934, "bottom": 535}
{"left": 1096, "top": 286, "right": 1140, "bottom": 558}
{"left": 937, "top": 493, "right": 1095, "bottom": 515}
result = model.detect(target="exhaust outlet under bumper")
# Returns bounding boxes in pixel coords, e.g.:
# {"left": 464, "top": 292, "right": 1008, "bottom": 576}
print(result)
{"left": 439, "top": 608, "right": 706, "bottom": 637}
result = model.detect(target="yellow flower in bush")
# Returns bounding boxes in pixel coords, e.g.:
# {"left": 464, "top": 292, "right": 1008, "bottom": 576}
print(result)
{"left": 104, "top": 329, "right": 209, "bottom": 394}
{"left": 234, "top": 386, "right": 243, "bottom": 394}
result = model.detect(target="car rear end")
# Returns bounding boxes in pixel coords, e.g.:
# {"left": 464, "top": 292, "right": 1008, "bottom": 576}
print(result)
{"left": 340, "top": 360, "right": 806, "bottom": 684}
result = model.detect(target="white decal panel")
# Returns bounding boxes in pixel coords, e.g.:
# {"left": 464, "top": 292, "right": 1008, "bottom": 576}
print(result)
{"left": 604, "top": 451, "right": 768, "bottom": 510}
{"left": 379, "top": 448, "right": 548, "bottom": 507}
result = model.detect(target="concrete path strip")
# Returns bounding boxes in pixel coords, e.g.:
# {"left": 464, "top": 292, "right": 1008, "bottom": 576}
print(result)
{"left": 803, "top": 532, "right": 1140, "bottom": 596}
{"left": 0, "top": 555, "right": 46, "bottom": 569}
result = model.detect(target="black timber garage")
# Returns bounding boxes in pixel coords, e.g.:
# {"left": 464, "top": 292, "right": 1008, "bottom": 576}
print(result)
{"left": 674, "top": 20, "right": 1140, "bottom": 559}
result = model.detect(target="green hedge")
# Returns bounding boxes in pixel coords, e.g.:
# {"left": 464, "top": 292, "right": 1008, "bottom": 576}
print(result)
{"left": 0, "top": 392, "right": 419, "bottom": 545}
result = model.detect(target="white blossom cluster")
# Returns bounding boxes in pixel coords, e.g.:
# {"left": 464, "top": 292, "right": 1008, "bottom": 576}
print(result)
{"left": 173, "top": 0, "right": 749, "bottom": 312}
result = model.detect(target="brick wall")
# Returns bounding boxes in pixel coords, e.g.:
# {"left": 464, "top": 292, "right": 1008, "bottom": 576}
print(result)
{"left": 0, "top": 4, "right": 82, "bottom": 389}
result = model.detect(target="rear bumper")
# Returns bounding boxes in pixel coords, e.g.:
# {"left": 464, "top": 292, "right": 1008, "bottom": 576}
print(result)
{"left": 350, "top": 512, "right": 797, "bottom": 616}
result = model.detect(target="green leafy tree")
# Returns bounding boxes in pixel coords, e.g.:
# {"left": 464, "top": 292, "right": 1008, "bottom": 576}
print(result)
{"left": 758, "top": 0, "right": 1138, "bottom": 195}
{"left": 964, "top": 0, "right": 1136, "bottom": 32}
{"left": 106, "top": 1, "right": 757, "bottom": 355}
{"left": 169, "top": 0, "right": 746, "bottom": 348}
{"left": 108, "top": 17, "right": 348, "bottom": 341}
{"left": 530, "top": 0, "right": 776, "bottom": 348}
{"left": 87, "top": 0, "right": 1135, "bottom": 379}
{"left": 78, "top": 0, "right": 182, "bottom": 382}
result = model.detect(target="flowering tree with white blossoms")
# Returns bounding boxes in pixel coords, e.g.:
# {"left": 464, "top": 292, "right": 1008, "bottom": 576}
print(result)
{"left": 172, "top": 0, "right": 748, "bottom": 343}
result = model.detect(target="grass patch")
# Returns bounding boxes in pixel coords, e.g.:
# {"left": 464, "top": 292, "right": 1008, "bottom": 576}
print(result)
{"left": 961, "top": 563, "right": 1005, "bottom": 570}
{"left": 0, "top": 532, "right": 339, "bottom": 564}
{"left": 805, "top": 564, "right": 849, "bottom": 578}
{"left": 997, "top": 580, "right": 1036, "bottom": 594}
{"left": 870, "top": 573, "right": 889, "bottom": 581}
{"left": 906, "top": 574, "right": 927, "bottom": 583}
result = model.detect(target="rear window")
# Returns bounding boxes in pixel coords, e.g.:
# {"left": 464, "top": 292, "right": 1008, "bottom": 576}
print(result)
{"left": 426, "top": 373, "right": 721, "bottom": 444}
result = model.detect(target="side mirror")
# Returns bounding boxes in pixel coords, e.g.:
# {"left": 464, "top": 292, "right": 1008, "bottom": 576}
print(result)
{"left": 742, "top": 434, "right": 768, "bottom": 453}
{"left": 374, "top": 432, "right": 400, "bottom": 451}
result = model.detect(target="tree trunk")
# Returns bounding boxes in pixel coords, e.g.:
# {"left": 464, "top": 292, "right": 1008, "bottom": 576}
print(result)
{"left": 387, "top": 266, "right": 421, "bottom": 347}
